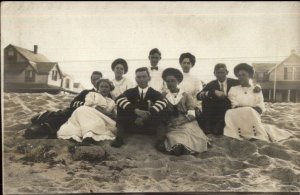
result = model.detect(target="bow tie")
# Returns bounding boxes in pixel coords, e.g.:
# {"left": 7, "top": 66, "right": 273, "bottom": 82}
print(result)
{"left": 151, "top": 67, "right": 158, "bottom": 70}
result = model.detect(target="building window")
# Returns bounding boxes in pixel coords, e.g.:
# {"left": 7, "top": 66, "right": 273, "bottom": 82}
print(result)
{"left": 295, "top": 67, "right": 300, "bottom": 80}
{"left": 52, "top": 70, "right": 58, "bottom": 81}
{"left": 257, "top": 72, "right": 264, "bottom": 81}
{"left": 65, "top": 79, "right": 70, "bottom": 88}
{"left": 7, "top": 48, "right": 16, "bottom": 60}
{"left": 25, "top": 69, "right": 35, "bottom": 82}
{"left": 284, "top": 67, "right": 293, "bottom": 80}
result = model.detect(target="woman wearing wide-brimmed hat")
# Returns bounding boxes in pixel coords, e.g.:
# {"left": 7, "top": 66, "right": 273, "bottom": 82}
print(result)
{"left": 110, "top": 58, "right": 135, "bottom": 100}
{"left": 224, "top": 63, "right": 292, "bottom": 142}
{"left": 156, "top": 67, "right": 208, "bottom": 156}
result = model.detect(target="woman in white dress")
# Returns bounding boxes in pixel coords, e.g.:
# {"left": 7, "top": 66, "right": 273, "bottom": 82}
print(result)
{"left": 178, "top": 53, "right": 205, "bottom": 107}
{"left": 110, "top": 58, "right": 135, "bottom": 100}
{"left": 57, "top": 79, "right": 117, "bottom": 144}
{"left": 156, "top": 68, "right": 208, "bottom": 156}
{"left": 224, "top": 63, "right": 293, "bottom": 142}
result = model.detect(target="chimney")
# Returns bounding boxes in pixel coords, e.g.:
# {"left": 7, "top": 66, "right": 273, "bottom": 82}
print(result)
{"left": 34, "top": 45, "right": 38, "bottom": 54}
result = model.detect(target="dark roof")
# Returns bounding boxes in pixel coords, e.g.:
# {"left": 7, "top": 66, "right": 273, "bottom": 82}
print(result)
{"left": 260, "top": 81, "right": 300, "bottom": 90}
{"left": 252, "top": 63, "right": 276, "bottom": 72}
{"left": 11, "top": 45, "right": 51, "bottom": 63}
{"left": 36, "top": 62, "right": 58, "bottom": 74}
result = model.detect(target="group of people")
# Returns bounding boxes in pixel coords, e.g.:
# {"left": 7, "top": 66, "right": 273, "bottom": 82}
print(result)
{"left": 26, "top": 48, "right": 292, "bottom": 156}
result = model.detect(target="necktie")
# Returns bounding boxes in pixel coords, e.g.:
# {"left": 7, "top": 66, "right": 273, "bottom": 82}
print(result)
{"left": 220, "top": 83, "right": 224, "bottom": 92}
{"left": 140, "top": 90, "right": 144, "bottom": 101}
{"left": 151, "top": 67, "right": 158, "bottom": 70}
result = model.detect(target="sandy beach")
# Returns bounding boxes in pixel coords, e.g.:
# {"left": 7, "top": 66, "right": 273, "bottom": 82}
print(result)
{"left": 3, "top": 92, "right": 300, "bottom": 193}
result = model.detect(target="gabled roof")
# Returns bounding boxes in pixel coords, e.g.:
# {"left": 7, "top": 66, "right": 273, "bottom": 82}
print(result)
{"left": 36, "top": 62, "right": 62, "bottom": 76}
{"left": 252, "top": 63, "right": 277, "bottom": 72}
{"left": 10, "top": 44, "right": 51, "bottom": 63}
{"left": 5, "top": 44, "right": 63, "bottom": 76}
{"left": 268, "top": 53, "right": 300, "bottom": 74}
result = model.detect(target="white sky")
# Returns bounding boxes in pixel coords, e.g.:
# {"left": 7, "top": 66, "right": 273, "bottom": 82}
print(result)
{"left": 1, "top": 1, "right": 300, "bottom": 88}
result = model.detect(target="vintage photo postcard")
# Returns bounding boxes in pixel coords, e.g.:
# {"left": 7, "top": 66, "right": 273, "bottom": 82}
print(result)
{"left": 1, "top": 1, "right": 300, "bottom": 194}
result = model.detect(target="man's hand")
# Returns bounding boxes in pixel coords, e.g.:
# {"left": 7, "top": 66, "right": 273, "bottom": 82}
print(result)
{"left": 134, "top": 117, "right": 144, "bottom": 126}
{"left": 134, "top": 109, "right": 150, "bottom": 120}
{"left": 253, "top": 86, "right": 261, "bottom": 93}
{"left": 214, "top": 90, "right": 226, "bottom": 99}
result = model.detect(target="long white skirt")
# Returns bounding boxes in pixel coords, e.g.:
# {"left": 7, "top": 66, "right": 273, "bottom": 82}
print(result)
{"left": 164, "top": 115, "right": 208, "bottom": 153}
{"left": 224, "top": 107, "right": 292, "bottom": 142}
{"left": 57, "top": 106, "right": 116, "bottom": 142}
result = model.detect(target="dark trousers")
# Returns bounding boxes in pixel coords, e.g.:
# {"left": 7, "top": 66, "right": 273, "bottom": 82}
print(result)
{"left": 116, "top": 109, "right": 167, "bottom": 140}
{"left": 198, "top": 106, "right": 228, "bottom": 135}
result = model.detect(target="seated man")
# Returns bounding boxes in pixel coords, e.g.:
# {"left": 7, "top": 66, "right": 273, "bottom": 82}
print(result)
{"left": 196, "top": 63, "right": 260, "bottom": 135}
{"left": 111, "top": 67, "right": 168, "bottom": 148}
{"left": 25, "top": 71, "right": 103, "bottom": 138}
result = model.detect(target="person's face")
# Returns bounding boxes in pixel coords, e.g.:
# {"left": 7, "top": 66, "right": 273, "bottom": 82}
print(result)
{"left": 91, "top": 74, "right": 102, "bottom": 88}
{"left": 214, "top": 68, "right": 228, "bottom": 82}
{"left": 180, "top": 58, "right": 192, "bottom": 73}
{"left": 114, "top": 64, "right": 125, "bottom": 78}
{"left": 165, "top": 75, "right": 179, "bottom": 91}
{"left": 98, "top": 82, "right": 110, "bottom": 97}
{"left": 148, "top": 53, "right": 161, "bottom": 67}
{"left": 237, "top": 70, "right": 251, "bottom": 86}
{"left": 135, "top": 71, "right": 150, "bottom": 88}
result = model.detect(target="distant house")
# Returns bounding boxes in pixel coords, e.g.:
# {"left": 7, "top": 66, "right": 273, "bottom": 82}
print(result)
{"left": 73, "top": 82, "right": 85, "bottom": 93}
{"left": 253, "top": 50, "right": 300, "bottom": 102}
{"left": 62, "top": 73, "right": 74, "bottom": 91}
{"left": 4, "top": 44, "right": 63, "bottom": 94}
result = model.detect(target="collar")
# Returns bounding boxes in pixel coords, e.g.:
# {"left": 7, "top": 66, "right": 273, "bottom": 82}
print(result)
{"left": 166, "top": 88, "right": 184, "bottom": 105}
{"left": 138, "top": 86, "right": 149, "bottom": 94}
{"left": 218, "top": 78, "right": 227, "bottom": 85}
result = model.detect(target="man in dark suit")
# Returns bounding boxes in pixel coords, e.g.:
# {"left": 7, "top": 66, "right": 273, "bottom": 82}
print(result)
{"left": 196, "top": 63, "right": 260, "bottom": 135}
{"left": 111, "top": 67, "right": 168, "bottom": 148}
{"left": 25, "top": 71, "right": 103, "bottom": 138}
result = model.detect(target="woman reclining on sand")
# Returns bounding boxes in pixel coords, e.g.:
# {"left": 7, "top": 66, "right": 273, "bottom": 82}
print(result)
{"left": 156, "top": 68, "right": 208, "bottom": 156}
{"left": 57, "top": 79, "right": 117, "bottom": 145}
{"left": 224, "top": 63, "right": 293, "bottom": 142}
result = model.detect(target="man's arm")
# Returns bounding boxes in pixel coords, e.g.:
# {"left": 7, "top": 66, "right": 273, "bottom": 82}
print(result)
{"left": 115, "top": 90, "right": 137, "bottom": 113}
{"left": 149, "top": 92, "right": 168, "bottom": 115}
{"left": 70, "top": 90, "right": 90, "bottom": 109}
{"left": 196, "top": 81, "right": 216, "bottom": 100}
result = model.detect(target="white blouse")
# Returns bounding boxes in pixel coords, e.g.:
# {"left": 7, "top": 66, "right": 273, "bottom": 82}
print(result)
{"left": 111, "top": 77, "right": 135, "bottom": 100}
{"left": 84, "top": 92, "right": 116, "bottom": 113}
{"left": 179, "top": 72, "right": 203, "bottom": 97}
{"left": 228, "top": 85, "right": 266, "bottom": 112}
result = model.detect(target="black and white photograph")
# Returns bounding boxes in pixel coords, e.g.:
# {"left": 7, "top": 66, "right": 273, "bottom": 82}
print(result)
{"left": 1, "top": 1, "right": 300, "bottom": 194}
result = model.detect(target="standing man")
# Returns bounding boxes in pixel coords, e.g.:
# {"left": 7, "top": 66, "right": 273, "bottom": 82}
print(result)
{"left": 111, "top": 67, "right": 168, "bottom": 148}
{"left": 147, "top": 48, "right": 167, "bottom": 93}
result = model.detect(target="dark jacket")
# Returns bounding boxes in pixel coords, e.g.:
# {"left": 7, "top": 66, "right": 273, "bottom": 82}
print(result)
{"left": 196, "top": 78, "right": 240, "bottom": 132}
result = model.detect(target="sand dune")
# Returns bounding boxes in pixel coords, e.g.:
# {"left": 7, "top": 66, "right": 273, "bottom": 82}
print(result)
{"left": 3, "top": 92, "right": 300, "bottom": 193}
